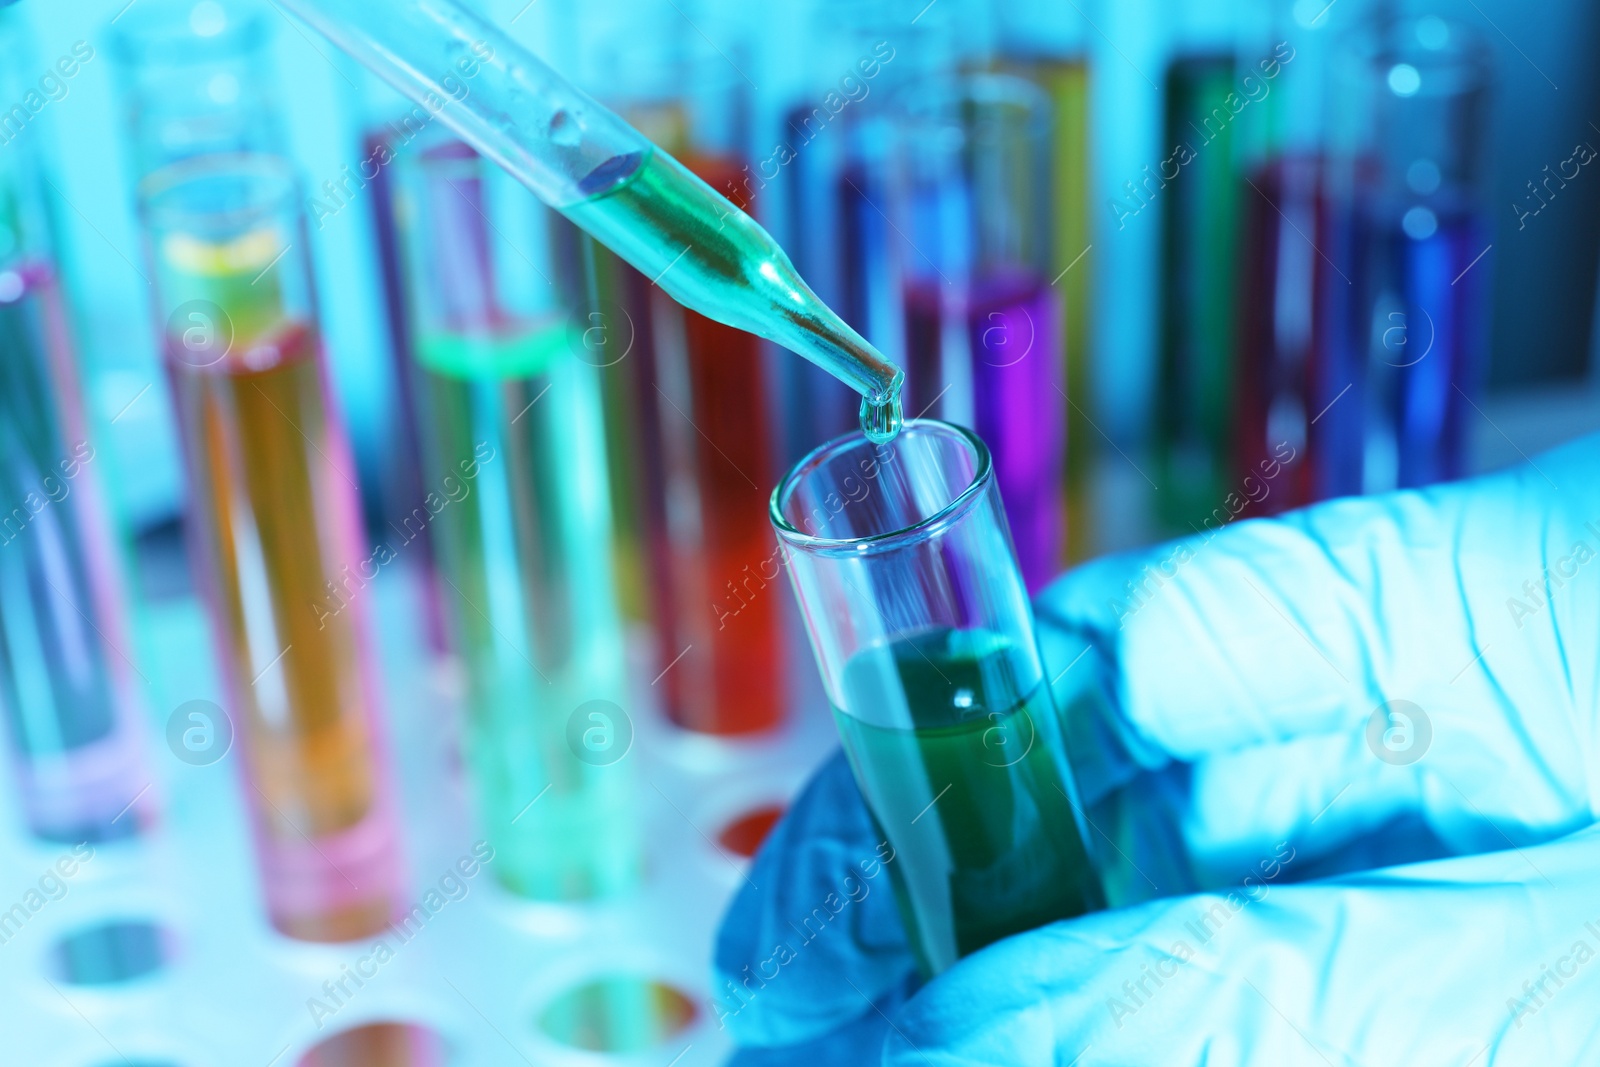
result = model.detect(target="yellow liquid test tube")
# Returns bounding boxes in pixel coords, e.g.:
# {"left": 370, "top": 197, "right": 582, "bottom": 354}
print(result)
{"left": 1003, "top": 54, "right": 1095, "bottom": 563}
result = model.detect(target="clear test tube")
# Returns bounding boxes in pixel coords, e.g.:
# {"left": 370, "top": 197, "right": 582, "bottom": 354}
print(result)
{"left": 1320, "top": 16, "right": 1493, "bottom": 495}
{"left": 772, "top": 420, "right": 1104, "bottom": 977}
{"left": 138, "top": 154, "right": 404, "bottom": 941}
{"left": 388, "top": 134, "right": 638, "bottom": 899}
{"left": 893, "top": 74, "right": 1064, "bottom": 594}
{"left": 0, "top": 15, "right": 152, "bottom": 842}
{"left": 108, "top": 0, "right": 284, "bottom": 176}
{"left": 1152, "top": 3, "right": 1243, "bottom": 533}
{"left": 996, "top": 2, "right": 1096, "bottom": 562}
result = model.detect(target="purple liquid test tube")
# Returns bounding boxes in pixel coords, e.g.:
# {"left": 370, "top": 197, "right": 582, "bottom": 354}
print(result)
{"left": 893, "top": 74, "right": 1065, "bottom": 592}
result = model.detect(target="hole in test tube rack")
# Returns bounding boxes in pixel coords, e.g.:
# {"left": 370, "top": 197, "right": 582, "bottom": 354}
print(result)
{"left": 295, "top": 1021, "right": 449, "bottom": 1066}
{"left": 49, "top": 919, "right": 170, "bottom": 986}
{"left": 536, "top": 976, "right": 698, "bottom": 1053}
{"left": 716, "top": 803, "right": 785, "bottom": 858}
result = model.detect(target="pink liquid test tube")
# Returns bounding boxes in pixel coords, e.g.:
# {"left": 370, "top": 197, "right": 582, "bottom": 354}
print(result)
{"left": 0, "top": 25, "right": 153, "bottom": 843}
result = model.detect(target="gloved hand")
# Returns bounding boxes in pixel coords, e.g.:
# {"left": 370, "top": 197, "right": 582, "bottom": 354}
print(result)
{"left": 716, "top": 432, "right": 1600, "bottom": 1066}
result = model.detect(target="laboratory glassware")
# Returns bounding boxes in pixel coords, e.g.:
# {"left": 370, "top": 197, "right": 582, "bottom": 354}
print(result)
{"left": 1233, "top": 4, "right": 1340, "bottom": 513}
{"left": 772, "top": 420, "right": 1104, "bottom": 977}
{"left": 362, "top": 108, "right": 467, "bottom": 657}
{"left": 997, "top": 1, "right": 1096, "bottom": 562}
{"left": 139, "top": 154, "right": 405, "bottom": 941}
{"left": 1155, "top": 49, "right": 1243, "bottom": 532}
{"left": 544, "top": 0, "right": 695, "bottom": 627}
{"left": 388, "top": 134, "right": 638, "bottom": 898}
{"left": 0, "top": 14, "right": 152, "bottom": 842}
{"left": 1320, "top": 16, "right": 1493, "bottom": 494}
{"left": 271, "top": 0, "right": 905, "bottom": 441}
{"left": 894, "top": 74, "right": 1065, "bottom": 593}
{"left": 775, "top": 0, "right": 967, "bottom": 466}
{"left": 109, "top": 0, "right": 284, "bottom": 177}
{"left": 636, "top": 38, "right": 789, "bottom": 736}
{"left": 548, "top": 9, "right": 787, "bottom": 737}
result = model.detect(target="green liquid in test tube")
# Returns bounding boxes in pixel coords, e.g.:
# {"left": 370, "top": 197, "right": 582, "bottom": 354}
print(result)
{"left": 273, "top": 0, "right": 904, "bottom": 442}
{"left": 833, "top": 628, "right": 1102, "bottom": 970}
{"left": 392, "top": 139, "right": 636, "bottom": 899}
{"left": 774, "top": 422, "right": 1106, "bottom": 978}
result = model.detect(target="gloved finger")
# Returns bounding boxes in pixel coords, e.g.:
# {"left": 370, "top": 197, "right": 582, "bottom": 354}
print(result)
{"left": 884, "top": 823, "right": 1600, "bottom": 1067}
{"left": 712, "top": 749, "right": 917, "bottom": 1048}
{"left": 1088, "top": 729, "right": 1487, "bottom": 906}
{"left": 1044, "top": 592, "right": 1593, "bottom": 904}
{"left": 1035, "top": 580, "right": 1435, "bottom": 903}
{"left": 1036, "top": 447, "right": 1597, "bottom": 763}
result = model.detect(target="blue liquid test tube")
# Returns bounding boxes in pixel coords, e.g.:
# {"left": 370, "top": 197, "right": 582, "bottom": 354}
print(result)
{"left": 1320, "top": 15, "right": 1494, "bottom": 495}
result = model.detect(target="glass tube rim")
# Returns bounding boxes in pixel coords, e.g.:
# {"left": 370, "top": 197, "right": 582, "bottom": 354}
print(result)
{"left": 109, "top": 0, "right": 269, "bottom": 68}
{"left": 1336, "top": 15, "right": 1493, "bottom": 98}
{"left": 895, "top": 70, "right": 1052, "bottom": 139}
{"left": 770, "top": 418, "right": 994, "bottom": 557}
{"left": 137, "top": 151, "right": 298, "bottom": 236}
{"left": 413, "top": 135, "right": 480, "bottom": 180}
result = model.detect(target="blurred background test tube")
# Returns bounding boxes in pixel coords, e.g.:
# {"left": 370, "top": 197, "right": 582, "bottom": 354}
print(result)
{"left": 772, "top": 420, "right": 1103, "bottom": 976}
{"left": 0, "top": 11, "right": 153, "bottom": 844}
{"left": 774, "top": 0, "right": 888, "bottom": 464}
{"left": 386, "top": 132, "right": 639, "bottom": 899}
{"left": 138, "top": 154, "right": 404, "bottom": 941}
{"left": 1153, "top": 1, "right": 1243, "bottom": 534}
{"left": 894, "top": 74, "right": 1065, "bottom": 593}
{"left": 639, "top": 23, "right": 786, "bottom": 737}
{"left": 542, "top": 0, "right": 673, "bottom": 630}
{"left": 996, "top": 0, "right": 1096, "bottom": 562}
{"left": 1233, "top": 2, "right": 1336, "bottom": 514}
{"left": 109, "top": 0, "right": 284, "bottom": 177}
{"left": 554, "top": 3, "right": 787, "bottom": 737}
{"left": 772, "top": 0, "right": 965, "bottom": 467}
{"left": 1320, "top": 15, "right": 1494, "bottom": 495}
{"left": 357, "top": 33, "right": 457, "bottom": 660}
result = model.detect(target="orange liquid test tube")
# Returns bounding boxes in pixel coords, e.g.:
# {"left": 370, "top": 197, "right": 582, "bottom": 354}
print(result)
{"left": 139, "top": 154, "right": 404, "bottom": 941}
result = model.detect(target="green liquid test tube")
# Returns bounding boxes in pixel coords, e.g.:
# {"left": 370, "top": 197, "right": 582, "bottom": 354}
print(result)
{"left": 772, "top": 421, "right": 1105, "bottom": 975}
{"left": 1156, "top": 55, "right": 1242, "bottom": 533}
{"left": 389, "top": 137, "right": 637, "bottom": 899}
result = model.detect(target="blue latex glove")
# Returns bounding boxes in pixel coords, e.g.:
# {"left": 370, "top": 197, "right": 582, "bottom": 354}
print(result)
{"left": 717, "top": 433, "right": 1600, "bottom": 1065}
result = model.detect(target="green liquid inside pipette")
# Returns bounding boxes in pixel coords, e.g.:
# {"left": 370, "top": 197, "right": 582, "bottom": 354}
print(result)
{"left": 561, "top": 148, "right": 904, "bottom": 444}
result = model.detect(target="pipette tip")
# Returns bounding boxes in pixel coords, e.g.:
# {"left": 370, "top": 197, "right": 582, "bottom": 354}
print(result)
{"left": 859, "top": 371, "right": 904, "bottom": 445}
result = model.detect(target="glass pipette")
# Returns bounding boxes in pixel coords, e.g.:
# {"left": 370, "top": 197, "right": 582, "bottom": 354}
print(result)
{"left": 273, "top": 0, "right": 904, "bottom": 442}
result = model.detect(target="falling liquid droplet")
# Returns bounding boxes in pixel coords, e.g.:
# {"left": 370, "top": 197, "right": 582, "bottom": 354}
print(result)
{"left": 549, "top": 109, "right": 582, "bottom": 147}
{"left": 859, "top": 387, "right": 903, "bottom": 445}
